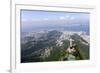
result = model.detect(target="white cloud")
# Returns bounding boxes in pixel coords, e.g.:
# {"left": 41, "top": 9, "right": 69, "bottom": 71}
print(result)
{"left": 70, "top": 17, "right": 75, "bottom": 20}
{"left": 59, "top": 16, "right": 66, "bottom": 20}
{"left": 44, "top": 18, "right": 49, "bottom": 21}
{"left": 59, "top": 15, "right": 70, "bottom": 20}
{"left": 65, "top": 15, "right": 70, "bottom": 18}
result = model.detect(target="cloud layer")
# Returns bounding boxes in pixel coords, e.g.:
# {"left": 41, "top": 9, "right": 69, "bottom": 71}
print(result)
{"left": 21, "top": 10, "right": 89, "bottom": 32}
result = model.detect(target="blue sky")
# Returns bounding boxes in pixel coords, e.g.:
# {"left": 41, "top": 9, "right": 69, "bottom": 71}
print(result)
{"left": 21, "top": 10, "right": 90, "bottom": 32}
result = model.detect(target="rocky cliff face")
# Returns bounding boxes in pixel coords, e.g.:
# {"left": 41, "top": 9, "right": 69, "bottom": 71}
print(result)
{"left": 21, "top": 30, "right": 89, "bottom": 63}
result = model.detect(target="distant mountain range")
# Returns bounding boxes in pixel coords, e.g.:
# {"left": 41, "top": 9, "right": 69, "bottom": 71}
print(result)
{"left": 22, "top": 24, "right": 89, "bottom": 35}
{"left": 21, "top": 30, "right": 89, "bottom": 63}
